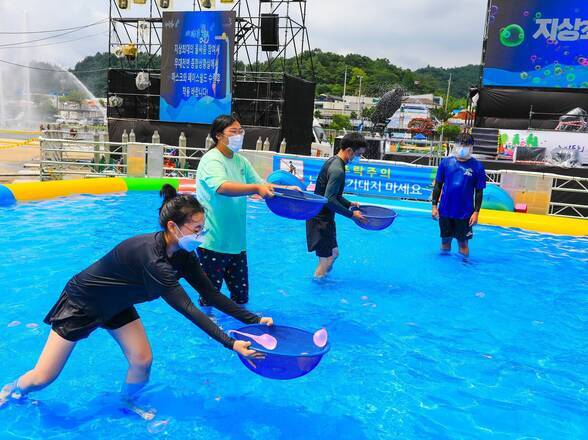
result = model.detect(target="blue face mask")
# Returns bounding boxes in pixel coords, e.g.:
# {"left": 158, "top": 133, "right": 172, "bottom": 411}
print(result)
{"left": 227, "top": 134, "right": 244, "bottom": 153}
{"left": 454, "top": 145, "right": 472, "bottom": 160}
{"left": 175, "top": 225, "right": 206, "bottom": 252}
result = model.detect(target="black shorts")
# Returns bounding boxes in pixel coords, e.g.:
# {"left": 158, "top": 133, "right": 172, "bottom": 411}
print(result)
{"left": 439, "top": 216, "right": 473, "bottom": 242}
{"left": 306, "top": 216, "right": 338, "bottom": 258}
{"left": 197, "top": 248, "right": 249, "bottom": 305}
{"left": 44, "top": 291, "right": 140, "bottom": 342}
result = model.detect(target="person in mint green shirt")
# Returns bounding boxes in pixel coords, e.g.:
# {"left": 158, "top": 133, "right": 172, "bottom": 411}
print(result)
{"left": 196, "top": 115, "right": 275, "bottom": 307}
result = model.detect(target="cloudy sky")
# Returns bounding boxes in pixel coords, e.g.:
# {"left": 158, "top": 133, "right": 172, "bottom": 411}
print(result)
{"left": 0, "top": 0, "right": 488, "bottom": 70}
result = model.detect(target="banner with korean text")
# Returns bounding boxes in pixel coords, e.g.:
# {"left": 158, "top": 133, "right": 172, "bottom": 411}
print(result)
{"left": 160, "top": 11, "right": 235, "bottom": 123}
{"left": 273, "top": 155, "right": 436, "bottom": 201}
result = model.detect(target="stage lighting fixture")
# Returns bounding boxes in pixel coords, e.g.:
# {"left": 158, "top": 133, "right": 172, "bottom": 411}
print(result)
{"left": 113, "top": 46, "right": 124, "bottom": 59}
{"left": 133, "top": 0, "right": 147, "bottom": 3}
{"left": 135, "top": 72, "right": 151, "bottom": 91}
{"left": 117, "top": 0, "right": 129, "bottom": 9}
{"left": 108, "top": 96, "right": 123, "bottom": 108}
{"left": 122, "top": 44, "right": 138, "bottom": 60}
{"left": 159, "top": 0, "right": 171, "bottom": 8}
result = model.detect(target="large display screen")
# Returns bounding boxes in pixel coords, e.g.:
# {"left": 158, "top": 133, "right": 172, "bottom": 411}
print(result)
{"left": 482, "top": 0, "right": 588, "bottom": 89}
{"left": 160, "top": 11, "right": 235, "bottom": 124}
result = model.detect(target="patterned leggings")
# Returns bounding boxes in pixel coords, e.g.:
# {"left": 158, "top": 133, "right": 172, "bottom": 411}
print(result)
{"left": 197, "top": 248, "right": 249, "bottom": 305}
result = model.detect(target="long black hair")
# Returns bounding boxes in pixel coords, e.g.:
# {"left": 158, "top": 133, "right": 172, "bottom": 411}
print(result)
{"left": 158, "top": 184, "right": 204, "bottom": 228}
{"left": 210, "top": 114, "right": 240, "bottom": 148}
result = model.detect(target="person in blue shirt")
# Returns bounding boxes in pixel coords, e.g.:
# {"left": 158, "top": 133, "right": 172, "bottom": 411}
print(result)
{"left": 431, "top": 133, "right": 486, "bottom": 257}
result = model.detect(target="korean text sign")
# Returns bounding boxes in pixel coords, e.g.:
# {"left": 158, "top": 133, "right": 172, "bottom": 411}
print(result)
{"left": 273, "top": 155, "right": 436, "bottom": 201}
{"left": 483, "top": 1, "right": 588, "bottom": 89}
{"left": 160, "top": 11, "right": 235, "bottom": 123}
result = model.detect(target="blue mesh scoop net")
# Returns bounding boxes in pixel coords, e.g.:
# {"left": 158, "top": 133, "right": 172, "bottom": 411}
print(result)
{"left": 230, "top": 324, "right": 331, "bottom": 380}
{"left": 265, "top": 188, "right": 327, "bottom": 220}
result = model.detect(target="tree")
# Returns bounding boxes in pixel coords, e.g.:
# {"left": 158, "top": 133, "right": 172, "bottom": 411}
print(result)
{"left": 314, "top": 109, "right": 322, "bottom": 119}
{"left": 330, "top": 114, "right": 352, "bottom": 130}
{"left": 407, "top": 118, "right": 435, "bottom": 137}
{"left": 68, "top": 50, "right": 481, "bottom": 110}
{"left": 36, "top": 98, "right": 57, "bottom": 121}
{"left": 348, "top": 67, "right": 367, "bottom": 95}
{"left": 350, "top": 111, "right": 358, "bottom": 120}
{"left": 59, "top": 89, "right": 86, "bottom": 104}
{"left": 361, "top": 106, "right": 375, "bottom": 119}
{"left": 446, "top": 96, "right": 468, "bottom": 111}
{"left": 436, "top": 124, "right": 461, "bottom": 141}
{"left": 430, "top": 107, "right": 453, "bottom": 124}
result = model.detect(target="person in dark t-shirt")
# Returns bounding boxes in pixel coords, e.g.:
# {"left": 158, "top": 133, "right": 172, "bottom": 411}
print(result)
{"left": 306, "top": 133, "right": 367, "bottom": 278}
{"left": 0, "top": 185, "right": 273, "bottom": 408}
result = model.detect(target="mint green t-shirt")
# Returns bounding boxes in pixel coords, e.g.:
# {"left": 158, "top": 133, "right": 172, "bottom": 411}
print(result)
{"left": 196, "top": 148, "right": 263, "bottom": 254}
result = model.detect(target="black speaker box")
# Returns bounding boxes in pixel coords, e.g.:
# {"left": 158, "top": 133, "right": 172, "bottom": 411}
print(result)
{"left": 260, "top": 14, "right": 279, "bottom": 51}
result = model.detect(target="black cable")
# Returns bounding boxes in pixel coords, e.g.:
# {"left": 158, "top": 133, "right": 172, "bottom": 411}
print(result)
{"left": 0, "top": 20, "right": 108, "bottom": 48}
{"left": 0, "top": 58, "right": 108, "bottom": 73}
{"left": 0, "top": 19, "right": 108, "bottom": 35}
{"left": 0, "top": 31, "right": 108, "bottom": 50}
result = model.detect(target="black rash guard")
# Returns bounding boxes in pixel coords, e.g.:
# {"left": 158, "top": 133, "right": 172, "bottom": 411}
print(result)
{"left": 64, "top": 232, "right": 261, "bottom": 349}
{"left": 314, "top": 156, "right": 353, "bottom": 220}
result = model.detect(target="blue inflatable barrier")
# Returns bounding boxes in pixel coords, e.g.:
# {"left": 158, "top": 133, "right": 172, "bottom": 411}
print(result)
{"left": 482, "top": 184, "right": 515, "bottom": 212}
{"left": 0, "top": 185, "right": 16, "bottom": 207}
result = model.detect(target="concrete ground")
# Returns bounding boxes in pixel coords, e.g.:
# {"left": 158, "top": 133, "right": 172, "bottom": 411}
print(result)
{"left": 0, "top": 130, "right": 41, "bottom": 183}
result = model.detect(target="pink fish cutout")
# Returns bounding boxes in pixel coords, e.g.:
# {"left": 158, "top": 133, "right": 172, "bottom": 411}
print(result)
{"left": 313, "top": 328, "right": 328, "bottom": 348}
{"left": 228, "top": 330, "right": 277, "bottom": 350}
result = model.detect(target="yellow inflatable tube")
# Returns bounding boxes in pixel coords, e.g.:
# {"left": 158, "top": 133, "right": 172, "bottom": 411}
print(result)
{"left": 479, "top": 209, "right": 588, "bottom": 236}
{"left": 5, "top": 178, "right": 128, "bottom": 202}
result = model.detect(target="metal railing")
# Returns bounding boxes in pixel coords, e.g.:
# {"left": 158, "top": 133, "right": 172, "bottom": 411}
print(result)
{"left": 40, "top": 137, "right": 207, "bottom": 181}
{"left": 522, "top": 107, "right": 588, "bottom": 132}
{"left": 484, "top": 169, "right": 588, "bottom": 219}
{"left": 549, "top": 174, "right": 588, "bottom": 218}
{"left": 38, "top": 138, "right": 588, "bottom": 219}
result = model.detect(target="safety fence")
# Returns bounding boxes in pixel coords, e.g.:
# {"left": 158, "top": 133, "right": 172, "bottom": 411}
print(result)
{"left": 38, "top": 138, "right": 588, "bottom": 220}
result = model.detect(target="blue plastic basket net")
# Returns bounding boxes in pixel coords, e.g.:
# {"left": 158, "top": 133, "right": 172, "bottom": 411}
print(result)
{"left": 355, "top": 205, "right": 398, "bottom": 231}
{"left": 231, "top": 324, "right": 330, "bottom": 380}
{"left": 265, "top": 188, "right": 327, "bottom": 220}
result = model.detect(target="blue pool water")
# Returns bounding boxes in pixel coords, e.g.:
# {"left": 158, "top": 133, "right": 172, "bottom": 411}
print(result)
{"left": 0, "top": 192, "right": 587, "bottom": 439}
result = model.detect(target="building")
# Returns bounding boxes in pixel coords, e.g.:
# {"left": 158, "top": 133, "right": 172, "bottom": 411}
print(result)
{"left": 314, "top": 93, "right": 443, "bottom": 128}
{"left": 314, "top": 94, "right": 380, "bottom": 125}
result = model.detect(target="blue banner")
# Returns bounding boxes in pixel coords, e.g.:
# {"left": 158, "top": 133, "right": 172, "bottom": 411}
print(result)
{"left": 483, "top": 0, "right": 588, "bottom": 89}
{"left": 160, "top": 11, "right": 235, "bottom": 123}
{"left": 273, "top": 155, "right": 436, "bottom": 201}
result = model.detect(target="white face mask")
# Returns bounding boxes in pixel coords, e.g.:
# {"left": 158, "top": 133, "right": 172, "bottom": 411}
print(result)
{"left": 227, "top": 134, "right": 244, "bottom": 153}
{"left": 174, "top": 225, "right": 206, "bottom": 252}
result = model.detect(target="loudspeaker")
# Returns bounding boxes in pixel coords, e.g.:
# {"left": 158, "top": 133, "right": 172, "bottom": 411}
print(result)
{"left": 260, "top": 14, "right": 279, "bottom": 52}
{"left": 281, "top": 74, "right": 315, "bottom": 155}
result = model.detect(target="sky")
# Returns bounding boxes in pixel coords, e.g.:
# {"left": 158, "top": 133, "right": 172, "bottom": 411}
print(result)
{"left": 0, "top": 0, "right": 488, "bottom": 70}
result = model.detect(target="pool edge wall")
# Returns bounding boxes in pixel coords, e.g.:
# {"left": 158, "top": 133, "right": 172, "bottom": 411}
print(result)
{"left": 0, "top": 178, "right": 586, "bottom": 237}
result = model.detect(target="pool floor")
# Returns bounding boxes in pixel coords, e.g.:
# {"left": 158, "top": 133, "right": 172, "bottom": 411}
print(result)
{"left": 0, "top": 192, "right": 587, "bottom": 439}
